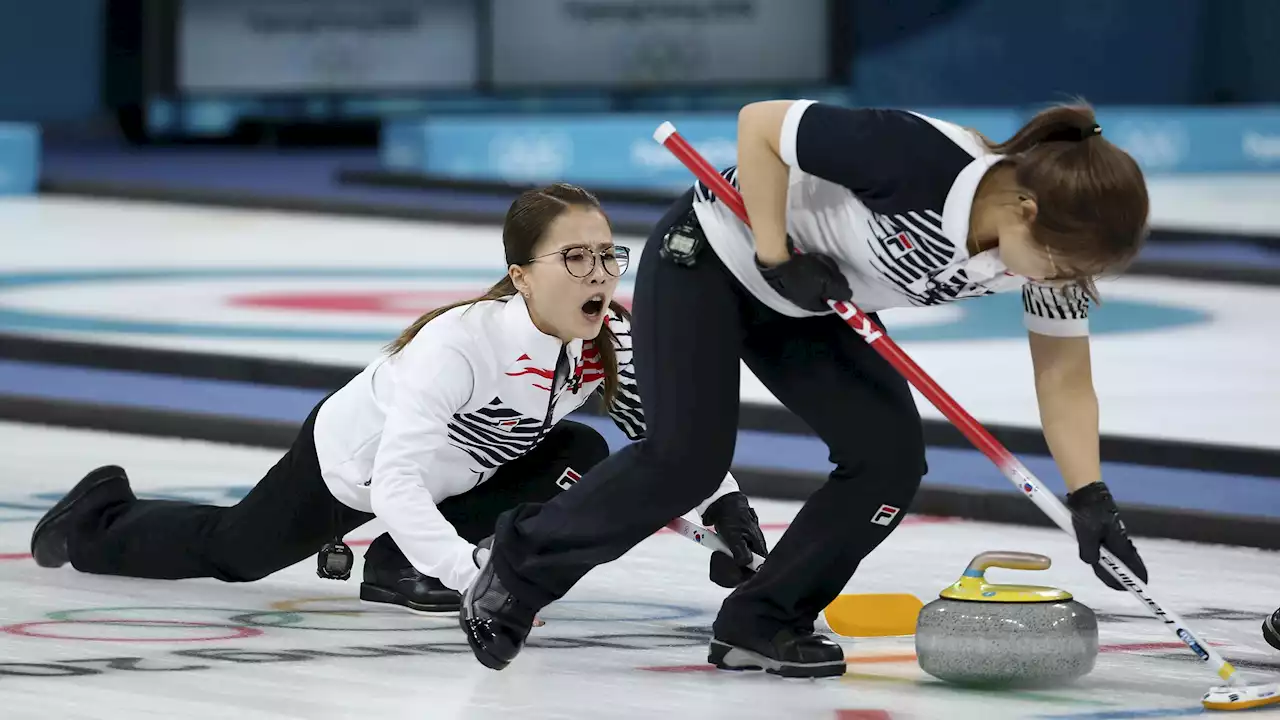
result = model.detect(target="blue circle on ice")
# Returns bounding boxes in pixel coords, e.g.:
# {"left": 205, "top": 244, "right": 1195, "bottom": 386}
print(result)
{"left": 0, "top": 268, "right": 1210, "bottom": 343}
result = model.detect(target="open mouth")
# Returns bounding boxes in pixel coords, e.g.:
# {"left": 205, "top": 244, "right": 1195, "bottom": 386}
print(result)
{"left": 581, "top": 294, "right": 605, "bottom": 318}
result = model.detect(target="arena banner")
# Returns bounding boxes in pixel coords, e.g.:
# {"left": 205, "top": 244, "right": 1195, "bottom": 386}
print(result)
{"left": 382, "top": 106, "right": 1280, "bottom": 189}
{"left": 488, "top": 0, "right": 830, "bottom": 88}
{"left": 380, "top": 110, "right": 1023, "bottom": 190}
{"left": 1092, "top": 106, "right": 1280, "bottom": 173}
{"left": 383, "top": 113, "right": 736, "bottom": 190}
{"left": 177, "top": 0, "right": 479, "bottom": 93}
{"left": 0, "top": 123, "right": 39, "bottom": 196}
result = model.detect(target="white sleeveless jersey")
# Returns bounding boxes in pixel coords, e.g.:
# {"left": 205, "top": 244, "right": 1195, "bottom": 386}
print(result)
{"left": 692, "top": 99, "right": 1089, "bottom": 338}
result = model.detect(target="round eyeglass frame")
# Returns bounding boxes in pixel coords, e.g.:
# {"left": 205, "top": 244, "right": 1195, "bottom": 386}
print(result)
{"left": 525, "top": 245, "right": 630, "bottom": 278}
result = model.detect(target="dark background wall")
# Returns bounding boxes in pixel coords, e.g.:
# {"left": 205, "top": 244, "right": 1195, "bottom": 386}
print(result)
{"left": 3, "top": 0, "right": 1280, "bottom": 126}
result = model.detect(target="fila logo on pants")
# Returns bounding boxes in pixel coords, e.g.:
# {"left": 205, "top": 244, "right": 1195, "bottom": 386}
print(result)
{"left": 871, "top": 504, "right": 900, "bottom": 526}
{"left": 556, "top": 467, "right": 582, "bottom": 490}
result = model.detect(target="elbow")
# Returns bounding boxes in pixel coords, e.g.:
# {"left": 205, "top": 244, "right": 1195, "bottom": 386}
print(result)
{"left": 368, "top": 475, "right": 407, "bottom": 520}
{"left": 737, "top": 100, "right": 792, "bottom": 146}
{"left": 738, "top": 99, "right": 790, "bottom": 121}
{"left": 737, "top": 101, "right": 767, "bottom": 128}
{"left": 736, "top": 104, "right": 759, "bottom": 145}
{"left": 368, "top": 468, "right": 437, "bottom": 523}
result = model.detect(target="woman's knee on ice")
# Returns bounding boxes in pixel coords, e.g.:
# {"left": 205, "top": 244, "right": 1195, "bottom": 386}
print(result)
{"left": 203, "top": 525, "right": 303, "bottom": 582}
{"left": 201, "top": 539, "right": 288, "bottom": 582}
{"left": 362, "top": 532, "right": 408, "bottom": 567}
{"left": 551, "top": 421, "right": 610, "bottom": 470}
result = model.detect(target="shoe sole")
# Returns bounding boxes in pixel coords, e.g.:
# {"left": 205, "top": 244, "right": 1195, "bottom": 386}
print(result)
{"left": 359, "top": 583, "right": 460, "bottom": 614}
{"left": 708, "top": 640, "right": 846, "bottom": 678}
{"left": 30, "top": 466, "right": 130, "bottom": 568}
{"left": 1264, "top": 613, "right": 1280, "bottom": 652}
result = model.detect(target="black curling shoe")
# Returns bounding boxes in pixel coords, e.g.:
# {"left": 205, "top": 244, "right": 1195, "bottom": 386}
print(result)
{"left": 30, "top": 465, "right": 134, "bottom": 569}
{"left": 708, "top": 627, "right": 847, "bottom": 678}
{"left": 1264, "top": 607, "right": 1280, "bottom": 652}
{"left": 458, "top": 551, "right": 536, "bottom": 671}
{"left": 360, "top": 562, "right": 461, "bottom": 613}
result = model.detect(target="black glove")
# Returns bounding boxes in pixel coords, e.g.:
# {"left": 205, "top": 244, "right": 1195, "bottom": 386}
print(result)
{"left": 1066, "top": 481, "right": 1148, "bottom": 591}
{"left": 701, "top": 492, "right": 768, "bottom": 588}
{"left": 756, "top": 243, "right": 852, "bottom": 312}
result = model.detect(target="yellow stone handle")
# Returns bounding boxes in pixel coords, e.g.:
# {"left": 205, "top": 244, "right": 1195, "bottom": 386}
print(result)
{"left": 940, "top": 551, "right": 1070, "bottom": 602}
{"left": 963, "top": 551, "right": 1051, "bottom": 578}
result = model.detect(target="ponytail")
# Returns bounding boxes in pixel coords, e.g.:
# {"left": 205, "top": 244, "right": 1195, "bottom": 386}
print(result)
{"left": 385, "top": 276, "right": 518, "bottom": 355}
{"left": 986, "top": 103, "right": 1101, "bottom": 156}
{"left": 593, "top": 300, "right": 631, "bottom": 407}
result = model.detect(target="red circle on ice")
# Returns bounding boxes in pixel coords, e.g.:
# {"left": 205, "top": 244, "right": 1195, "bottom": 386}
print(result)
{"left": 228, "top": 291, "right": 633, "bottom": 315}
{"left": 0, "top": 619, "right": 263, "bottom": 643}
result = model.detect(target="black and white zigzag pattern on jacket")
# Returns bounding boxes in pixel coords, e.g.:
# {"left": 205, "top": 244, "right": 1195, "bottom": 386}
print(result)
{"left": 446, "top": 397, "right": 545, "bottom": 470}
{"left": 606, "top": 322, "right": 645, "bottom": 440}
{"left": 693, "top": 165, "right": 739, "bottom": 203}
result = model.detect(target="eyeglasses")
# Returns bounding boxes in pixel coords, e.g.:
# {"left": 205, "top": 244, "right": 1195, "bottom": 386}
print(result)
{"left": 526, "top": 245, "right": 630, "bottom": 278}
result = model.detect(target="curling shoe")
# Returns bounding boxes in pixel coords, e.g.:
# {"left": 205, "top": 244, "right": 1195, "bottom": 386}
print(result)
{"left": 1264, "top": 607, "right": 1280, "bottom": 652}
{"left": 458, "top": 549, "right": 536, "bottom": 671}
{"left": 360, "top": 562, "right": 461, "bottom": 613}
{"left": 708, "top": 627, "right": 846, "bottom": 678}
{"left": 30, "top": 465, "right": 134, "bottom": 568}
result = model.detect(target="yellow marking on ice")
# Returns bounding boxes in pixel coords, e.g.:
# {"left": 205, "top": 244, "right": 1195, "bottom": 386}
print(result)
{"left": 269, "top": 596, "right": 362, "bottom": 616}
{"left": 824, "top": 593, "right": 923, "bottom": 637}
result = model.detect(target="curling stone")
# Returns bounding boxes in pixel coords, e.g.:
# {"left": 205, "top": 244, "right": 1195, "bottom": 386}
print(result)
{"left": 915, "top": 551, "right": 1098, "bottom": 688}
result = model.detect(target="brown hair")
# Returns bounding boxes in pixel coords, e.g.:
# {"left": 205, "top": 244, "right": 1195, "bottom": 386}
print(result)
{"left": 985, "top": 100, "right": 1149, "bottom": 299}
{"left": 386, "top": 183, "right": 631, "bottom": 405}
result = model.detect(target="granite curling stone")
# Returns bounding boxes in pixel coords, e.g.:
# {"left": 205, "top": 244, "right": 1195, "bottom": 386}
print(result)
{"left": 915, "top": 551, "right": 1098, "bottom": 688}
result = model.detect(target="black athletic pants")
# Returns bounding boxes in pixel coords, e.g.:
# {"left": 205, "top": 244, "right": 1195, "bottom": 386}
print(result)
{"left": 66, "top": 396, "right": 610, "bottom": 583}
{"left": 492, "top": 190, "right": 927, "bottom": 641}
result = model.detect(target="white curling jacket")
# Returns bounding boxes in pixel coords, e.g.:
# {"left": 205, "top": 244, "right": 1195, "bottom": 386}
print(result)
{"left": 313, "top": 293, "right": 740, "bottom": 592}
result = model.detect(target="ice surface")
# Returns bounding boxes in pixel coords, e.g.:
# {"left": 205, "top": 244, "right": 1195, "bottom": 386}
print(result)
{"left": 1, "top": 421, "right": 1277, "bottom": 719}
